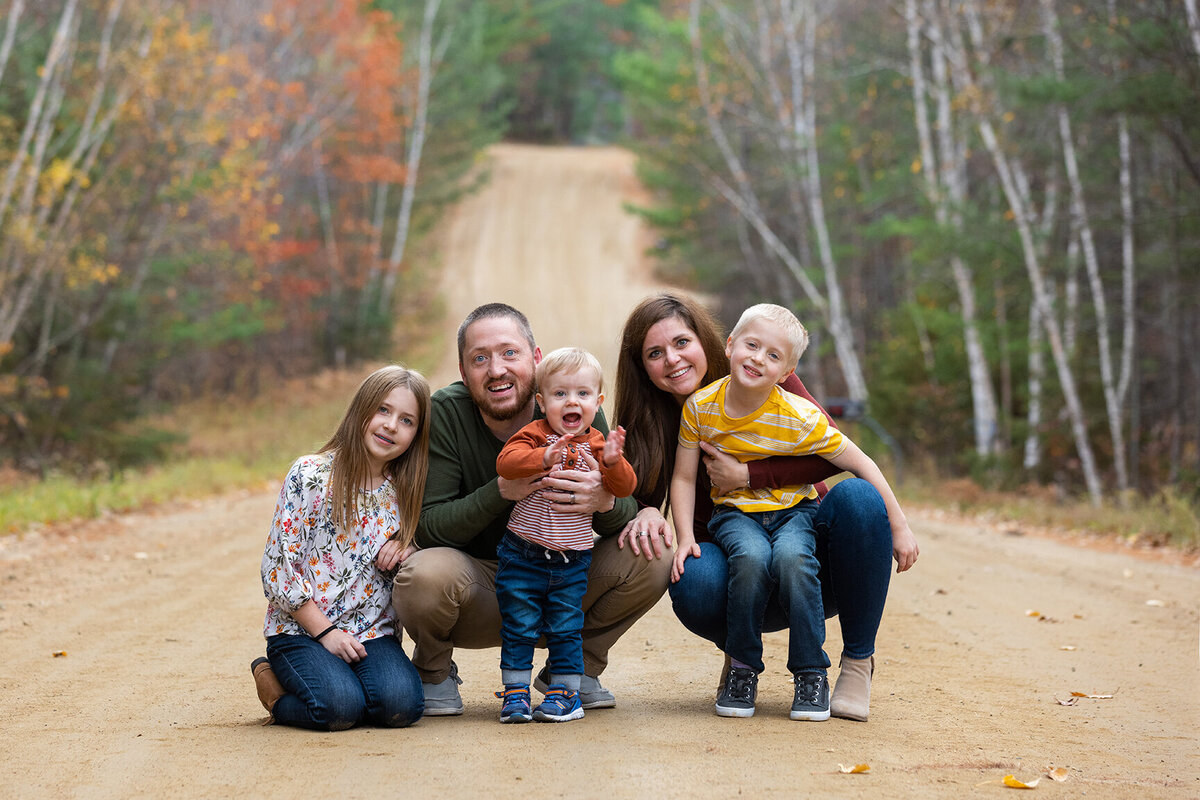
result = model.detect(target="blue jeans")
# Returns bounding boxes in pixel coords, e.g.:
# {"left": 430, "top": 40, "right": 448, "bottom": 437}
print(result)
{"left": 496, "top": 532, "right": 592, "bottom": 683}
{"left": 708, "top": 499, "right": 822, "bottom": 674}
{"left": 266, "top": 633, "right": 424, "bottom": 731}
{"left": 669, "top": 479, "right": 892, "bottom": 668}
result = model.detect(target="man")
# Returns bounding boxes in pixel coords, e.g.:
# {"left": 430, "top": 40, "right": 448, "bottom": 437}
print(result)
{"left": 392, "top": 303, "right": 672, "bottom": 715}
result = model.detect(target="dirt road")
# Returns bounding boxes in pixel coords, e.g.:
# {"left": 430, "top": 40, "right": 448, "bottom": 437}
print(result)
{"left": 2, "top": 144, "right": 1198, "bottom": 799}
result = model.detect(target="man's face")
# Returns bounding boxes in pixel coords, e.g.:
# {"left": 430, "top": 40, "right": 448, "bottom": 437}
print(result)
{"left": 459, "top": 315, "right": 540, "bottom": 424}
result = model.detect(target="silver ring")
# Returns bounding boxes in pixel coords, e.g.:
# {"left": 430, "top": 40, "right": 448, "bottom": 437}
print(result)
{"left": 639, "top": 532, "right": 649, "bottom": 537}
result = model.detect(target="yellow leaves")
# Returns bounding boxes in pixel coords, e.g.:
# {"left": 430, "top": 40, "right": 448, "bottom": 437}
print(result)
{"left": 911, "top": 158, "right": 922, "bottom": 174}
{"left": 837, "top": 763, "right": 870, "bottom": 774}
{"left": 66, "top": 253, "right": 120, "bottom": 289}
{"left": 52, "top": 651, "right": 68, "bottom": 658}
{"left": 0, "top": 341, "right": 13, "bottom": 359}
{"left": 1003, "top": 111, "right": 1015, "bottom": 123}
{"left": 1003, "top": 774, "right": 1039, "bottom": 789}
{"left": 1055, "top": 688, "right": 1116, "bottom": 705}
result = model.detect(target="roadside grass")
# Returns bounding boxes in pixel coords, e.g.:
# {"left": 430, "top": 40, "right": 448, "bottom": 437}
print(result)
{"left": 0, "top": 353, "right": 442, "bottom": 537}
{"left": 900, "top": 474, "right": 1200, "bottom": 552}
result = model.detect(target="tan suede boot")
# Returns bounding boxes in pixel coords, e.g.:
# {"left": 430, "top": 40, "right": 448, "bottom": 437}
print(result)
{"left": 830, "top": 654, "right": 874, "bottom": 721}
{"left": 251, "top": 657, "right": 285, "bottom": 716}
{"left": 715, "top": 652, "right": 732, "bottom": 701}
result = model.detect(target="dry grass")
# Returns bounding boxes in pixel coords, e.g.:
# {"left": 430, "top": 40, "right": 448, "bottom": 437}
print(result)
{"left": 899, "top": 474, "right": 1200, "bottom": 552}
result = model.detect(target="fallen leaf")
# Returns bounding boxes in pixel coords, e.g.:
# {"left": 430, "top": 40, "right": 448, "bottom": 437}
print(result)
{"left": 1069, "top": 691, "right": 1115, "bottom": 699}
{"left": 837, "top": 764, "right": 870, "bottom": 774}
{"left": 133, "top": 552, "right": 149, "bottom": 560}
{"left": 1059, "top": 645, "right": 1076, "bottom": 651}
{"left": 931, "top": 588, "right": 947, "bottom": 595}
{"left": 1025, "top": 609, "right": 1041, "bottom": 617}
{"left": 1054, "top": 696, "right": 1079, "bottom": 706}
{"left": 1003, "top": 774, "right": 1040, "bottom": 789}
{"left": 1145, "top": 599, "right": 1165, "bottom": 607}
{"left": 52, "top": 651, "right": 67, "bottom": 658}
{"left": 1046, "top": 767, "right": 1069, "bottom": 782}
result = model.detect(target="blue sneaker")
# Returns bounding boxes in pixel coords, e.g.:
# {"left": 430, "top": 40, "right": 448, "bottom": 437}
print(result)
{"left": 495, "top": 684, "right": 532, "bottom": 724}
{"left": 533, "top": 684, "right": 584, "bottom": 722}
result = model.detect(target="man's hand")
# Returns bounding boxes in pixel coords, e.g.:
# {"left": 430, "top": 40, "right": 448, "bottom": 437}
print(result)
{"left": 543, "top": 450, "right": 615, "bottom": 513}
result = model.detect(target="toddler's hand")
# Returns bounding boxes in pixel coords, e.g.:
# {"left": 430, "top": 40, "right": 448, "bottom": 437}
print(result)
{"left": 602, "top": 426, "right": 626, "bottom": 466}
{"left": 543, "top": 435, "right": 572, "bottom": 469}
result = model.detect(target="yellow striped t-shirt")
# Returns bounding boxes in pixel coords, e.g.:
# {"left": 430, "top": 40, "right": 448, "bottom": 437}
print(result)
{"left": 679, "top": 376, "right": 846, "bottom": 512}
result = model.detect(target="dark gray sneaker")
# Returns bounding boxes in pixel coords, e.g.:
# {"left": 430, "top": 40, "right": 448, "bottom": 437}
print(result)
{"left": 715, "top": 666, "right": 758, "bottom": 717}
{"left": 790, "top": 670, "right": 831, "bottom": 721}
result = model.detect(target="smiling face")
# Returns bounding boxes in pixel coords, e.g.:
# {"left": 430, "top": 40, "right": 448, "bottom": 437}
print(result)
{"left": 537, "top": 367, "right": 603, "bottom": 438}
{"left": 641, "top": 316, "right": 710, "bottom": 402}
{"left": 363, "top": 385, "right": 421, "bottom": 474}
{"left": 459, "top": 315, "right": 540, "bottom": 426}
{"left": 724, "top": 318, "right": 796, "bottom": 392}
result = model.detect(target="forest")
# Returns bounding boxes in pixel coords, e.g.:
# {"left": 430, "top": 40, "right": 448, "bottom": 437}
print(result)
{"left": 0, "top": 0, "right": 1197, "bottom": 516}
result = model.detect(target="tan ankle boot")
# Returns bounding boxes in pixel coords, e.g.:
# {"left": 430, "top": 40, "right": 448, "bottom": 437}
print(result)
{"left": 716, "top": 652, "right": 732, "bottom": 701}
{"left": 830, "top": 654, "right": 874, "bottom": 721}
{"left": 251, "top": 657, "right": 285, "bottom": 715}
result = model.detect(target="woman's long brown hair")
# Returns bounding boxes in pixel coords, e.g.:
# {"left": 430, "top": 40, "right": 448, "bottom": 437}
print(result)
{"left": 614, "top": 294, "right": 728, "bottom": 510}
{"left": 319, "top": 365, "right": 431, "bottom": 548}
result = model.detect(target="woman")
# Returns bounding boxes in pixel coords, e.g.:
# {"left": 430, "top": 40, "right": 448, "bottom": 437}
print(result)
{"left": 614, "top": 294, "right": 894, "bottom": 721}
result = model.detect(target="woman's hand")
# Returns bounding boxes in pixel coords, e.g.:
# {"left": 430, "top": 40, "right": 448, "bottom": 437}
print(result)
{"left": 671, "top": 538, "right": 701, "bottom": 583}
{"left": 322, "top": 629, "right": 368, "bottom": 664}
{"left": 617, "top": 506, "right": 674, "bottom": 560}
{"left": 892, "top": 522, "right": 920, "bottom": 573}
{"left": 543, "top": 450, "right": 615, "bottom": 514}
{"left": 375, "top": 540, "right": 416, "bottom": 572}
{"left": 700, "top": 442, "right": 750, "bottom": 495}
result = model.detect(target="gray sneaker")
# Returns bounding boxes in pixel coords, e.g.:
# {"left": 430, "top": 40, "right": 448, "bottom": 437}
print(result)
{"left": 534, "top": 666, "right": 616, "bottom": 709}
{"left": 715, "top": 666, "right": 758, "bottom": 717}
{"left": 422, "top": 661, "right": 464, "bottom": 716}
{"left": 790, "top": 670, "right": 831, "bottom": 721}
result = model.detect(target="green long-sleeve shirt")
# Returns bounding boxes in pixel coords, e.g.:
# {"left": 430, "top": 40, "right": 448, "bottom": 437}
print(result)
{"left": 415, "top": 381, "right": 637, "bottom": 560}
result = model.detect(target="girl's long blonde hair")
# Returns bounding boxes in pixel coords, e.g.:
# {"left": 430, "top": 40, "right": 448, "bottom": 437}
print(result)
{"left": 319, "top": 365, "right": 431, "bottom": 548}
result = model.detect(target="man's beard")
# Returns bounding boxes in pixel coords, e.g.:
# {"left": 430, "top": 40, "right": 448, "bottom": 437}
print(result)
{"left": 469, "top": 377, "right": 536, "bottom": 423}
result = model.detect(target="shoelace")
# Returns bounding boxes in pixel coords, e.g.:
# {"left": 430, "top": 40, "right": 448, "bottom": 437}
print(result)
{"left": 726, "top": 670, "right": 755, "bottom": 700}
{"left": 794, "top": 674, "right": 824, "bottom": 703}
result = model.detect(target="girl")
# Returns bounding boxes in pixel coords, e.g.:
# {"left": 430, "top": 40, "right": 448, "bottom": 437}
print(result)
{"left": 251, "top": 365, "right": 430, "bottom": 731}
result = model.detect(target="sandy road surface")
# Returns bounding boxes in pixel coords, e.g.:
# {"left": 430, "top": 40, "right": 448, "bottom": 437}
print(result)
{"left": 2, "top": 144, "right": 1198, "bottom": 799}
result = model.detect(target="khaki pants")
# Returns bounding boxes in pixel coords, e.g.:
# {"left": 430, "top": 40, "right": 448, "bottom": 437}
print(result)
{"left": 392, "top": 536, "right": 672, "bottom": 684}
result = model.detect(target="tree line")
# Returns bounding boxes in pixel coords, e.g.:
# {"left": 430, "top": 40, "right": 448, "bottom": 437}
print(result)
{"left": 615, "top": 0, "right": 1198, "bottom": 504}
{"left": 1, "top": 0, "right": 1196, "bottom": 507}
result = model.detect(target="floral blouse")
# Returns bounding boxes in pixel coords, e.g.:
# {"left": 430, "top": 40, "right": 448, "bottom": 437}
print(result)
{"left": 261, "top": 453, "right": 399, "bottom": 642}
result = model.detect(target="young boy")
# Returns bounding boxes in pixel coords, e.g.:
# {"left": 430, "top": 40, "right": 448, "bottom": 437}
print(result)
{"left": 494, "top": 347, "right": 637, "bottom": 723}
{"left": 670, "top": 304, "right": 918, "bottom": 721}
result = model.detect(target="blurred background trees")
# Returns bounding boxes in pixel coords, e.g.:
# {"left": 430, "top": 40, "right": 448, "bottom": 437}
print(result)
{"left": 1, "top": 0, "right": 1196, "bottom": 506}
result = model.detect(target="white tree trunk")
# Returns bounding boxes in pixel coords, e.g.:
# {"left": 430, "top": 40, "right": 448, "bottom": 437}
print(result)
{"left": 907, "top": 0, "right": 1000, "bottom": 455}
{"left": 1042, "top": 0, "right": 1129, "bottom": 492}
{"left": 380, "top": 0, "right": 445, "bottom": 308}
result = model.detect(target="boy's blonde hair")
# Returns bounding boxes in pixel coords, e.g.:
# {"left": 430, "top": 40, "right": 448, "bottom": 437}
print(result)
{"left": 729, "top": 303, "right": 809, "bottom": 370}
{"left": 536, "top": 346, "right": 604, "bottom": 391}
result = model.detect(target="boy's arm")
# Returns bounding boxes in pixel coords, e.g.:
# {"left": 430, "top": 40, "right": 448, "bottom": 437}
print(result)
{"left": 827, "top": 439, "right": 919, "bottom": 572}
{"left": 669, "top": 443, "right": 703, "bottom": 582}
